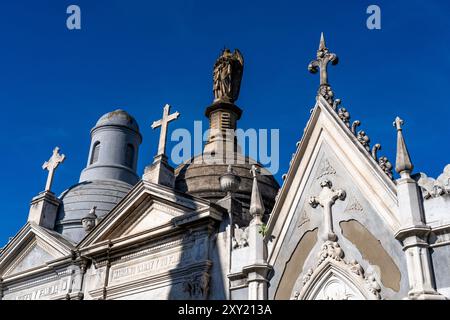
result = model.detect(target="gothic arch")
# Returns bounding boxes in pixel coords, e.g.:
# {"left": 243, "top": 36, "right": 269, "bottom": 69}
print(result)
{"left": 292, "top": 241, "right": 382, "bottom": 300}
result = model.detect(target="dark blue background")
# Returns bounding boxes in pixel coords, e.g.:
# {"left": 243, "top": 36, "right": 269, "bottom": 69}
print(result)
{"left": 1, "top": 1, "right": 449, "bottom": 245}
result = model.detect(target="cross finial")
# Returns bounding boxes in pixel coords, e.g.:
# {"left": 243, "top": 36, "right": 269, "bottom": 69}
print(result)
{"left": 393, "top": 116, "right": 404, "bottom": 131}
{"left": 42, "top": 146, "right": 65, "bottom": 192}
{"left": 308, "top": 33, "right": 339, "bottom": 105}
{"left": 151, "top": 104, "right": 180, "bottom": 158}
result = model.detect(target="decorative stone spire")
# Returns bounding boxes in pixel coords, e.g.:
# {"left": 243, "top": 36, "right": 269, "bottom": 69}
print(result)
{"left": 308, "top": 32, "right": 339, "bottom": 105}
{"left": 393, "top": 117, "right": 413, "bottom": 176}
{"left": 393, "top": 116, "right": 445, "bottom": 300}
{"left": 249, "top": 165, "right": 265, "bottom": 218}
{"left": 237, "top": 164, "right": 272, "bottom": 300}
{"left": 42, "top": 147, "right": 65, "bottom": 192}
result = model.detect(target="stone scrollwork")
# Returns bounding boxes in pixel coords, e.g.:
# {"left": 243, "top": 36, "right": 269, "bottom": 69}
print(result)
{"left": 378, "top": 156, "right": 394, "bottom": 180}
{"left": 338, "top": 107, "right": 350, "bottom": 127}
{"left": 351, "top": 120, "right": 361, "bottom": 135}
{"left": 318, "top": 84, "right": 335, "bottom": 106}
{"left": 417, "top": 164, "right": 450, "bottom": 199}
{"left": 332, "top": 98, "right": 341, "bottom": 110}
{"left": 328, "top": 97, "right": 394, "bottom": 181}
{"left": 232, "top": 224, "right": 249, "bottom": 249}
{"left": 293, "top": 240, "right": 382, "bottom": 300}
{"left": 371, "top": 143, "right": 381, "bottom": 161}
{"left": 183, "top": 273, "right": 210, "bottom": 300}
{"left": 357, "top": 130, "right": 371, "bottom": 152}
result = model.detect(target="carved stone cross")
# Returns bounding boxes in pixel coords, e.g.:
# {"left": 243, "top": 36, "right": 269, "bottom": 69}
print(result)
{"left": 309, "top": 180, "right": 346, "bottom": 241}
{"left": 308, "top": 33, "right": 339, "bottom": 86}
{"left": 151, "top": 104, "right": 180, "bottom": 157}
{"left": 42, "top": 147, "right": 65, "bottom": 192}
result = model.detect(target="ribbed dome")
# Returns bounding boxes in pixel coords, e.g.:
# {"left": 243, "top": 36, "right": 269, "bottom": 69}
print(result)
{"left": 55, "top": 180, "right": 132, "bottom": 243}
{"left": 95, "top": 109, "right": 140, "bottom": 133}
{"left": 175, "top": 152, "right": 280, "bottom": 219}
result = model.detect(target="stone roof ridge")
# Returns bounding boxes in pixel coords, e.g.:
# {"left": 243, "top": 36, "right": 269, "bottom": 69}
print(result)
{"left": 326, "top": 97, "right": 394, "bottom": 181}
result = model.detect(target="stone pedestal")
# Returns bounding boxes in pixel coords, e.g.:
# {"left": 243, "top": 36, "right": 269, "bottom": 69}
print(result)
{"left": 28, "top": 191, "right": 61, "bottom": 229}
{"left": 143, "top": 154, "right": 175, "bottom": 188}
{"left": 204, "top": 101, "right": 242, "bottom": 157}
{"left": 216, "top": 195, "right": 247, "bottom": 227}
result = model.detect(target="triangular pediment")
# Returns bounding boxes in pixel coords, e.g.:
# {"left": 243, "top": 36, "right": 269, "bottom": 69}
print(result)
{"left": 267, "top": 96, "right": 399, "bottom": 266}
{"left": 78, "top": 181, "right": 221, "bottom": 249}
{"left": 0, "top": 223, "right": 74, "bottom": 278}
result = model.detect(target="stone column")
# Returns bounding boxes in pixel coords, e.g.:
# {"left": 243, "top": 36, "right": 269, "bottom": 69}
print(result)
{"left": 393, "top": 117, "right": 444, "bottom": 300}
{"left": 242, "top": 166, "right": 272, "bottom": 300}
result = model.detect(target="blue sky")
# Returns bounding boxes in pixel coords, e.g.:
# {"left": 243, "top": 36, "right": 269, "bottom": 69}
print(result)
{"left": 1, "top": 0, "right": 449, "bottom": 246}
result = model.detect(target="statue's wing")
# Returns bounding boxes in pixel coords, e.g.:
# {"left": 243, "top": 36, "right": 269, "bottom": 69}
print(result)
{"left": 230, "top": 49, "right": 244, "bottom": 101}
{"left": 234, "top": 49, "right": 244, "bottom": 67}
{"left": 234, "top": 224, "right": 243, "bottom": 238}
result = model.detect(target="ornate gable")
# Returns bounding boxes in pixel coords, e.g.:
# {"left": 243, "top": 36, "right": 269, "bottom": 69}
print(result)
{"left": 78, "top": 181, "right": 221, "bottom": 249}
{"left": 0, "top": 223, "right": 74, "bottom": 279}
{"left": 266, "top": 95, "right": 408, "bottom": 300}
{"left": 268, "top": 95, "right": 399, "bottom": 262}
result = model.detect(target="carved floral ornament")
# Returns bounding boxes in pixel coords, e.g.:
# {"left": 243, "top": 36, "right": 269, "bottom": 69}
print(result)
{"left": 291, "top": 240, "right": 382, "bottom": 300}
{"left": 232, "top": 224, "right": 249, "bottom": 249}
{"left": 417, "top": 164, "right": 450, "bottom": 199}
{"left": 183, "top": 273, "right": 209, "bottom": 300}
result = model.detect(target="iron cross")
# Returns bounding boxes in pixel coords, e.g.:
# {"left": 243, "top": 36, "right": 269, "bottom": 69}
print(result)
{"left": 309, "top": 180, "right": 346, "bottom": 241}
{"left": 151, "top": 104, "right": 180, "bottom": 157}
{"left": 42, "top": 147, "right": 66, "bottom": 192}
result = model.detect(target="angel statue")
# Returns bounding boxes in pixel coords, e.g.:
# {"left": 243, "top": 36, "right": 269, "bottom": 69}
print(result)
{"left": 213, "top": 48, "right": 244, "bottom": 104}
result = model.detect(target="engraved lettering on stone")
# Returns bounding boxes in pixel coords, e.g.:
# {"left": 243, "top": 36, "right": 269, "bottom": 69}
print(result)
{"left": 13, "top": 280, "right": 68, "bottom": 300}
{"left": 110, "top": 251, "right": 188, "bottom": 282}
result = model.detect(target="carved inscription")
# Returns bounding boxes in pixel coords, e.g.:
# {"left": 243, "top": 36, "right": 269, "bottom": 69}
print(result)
{"left": 10, "top": 280, "right": 68, "bottom": 300}
{"left": 110, "top": 251, "right": 190, "bottom": 282}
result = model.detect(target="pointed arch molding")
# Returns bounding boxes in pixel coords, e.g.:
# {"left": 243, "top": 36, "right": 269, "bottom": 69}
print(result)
{"left": 292, "top": 241, "right": 382, "bottom": 300}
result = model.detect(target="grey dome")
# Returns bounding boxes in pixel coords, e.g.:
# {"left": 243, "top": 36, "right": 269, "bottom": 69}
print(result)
{"left": 95, "top": 109, "right": 140, "bottom": 133}
{"left": 55, "top": 179, "right": 132, "bottom": 243}
{"left": 175, "top": 152, "right": 280, "bottom": 222}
